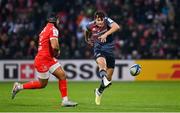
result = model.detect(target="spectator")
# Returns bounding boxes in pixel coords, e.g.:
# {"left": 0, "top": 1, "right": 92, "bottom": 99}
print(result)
{"left": 0, "top": 0, "right": 179, "bottom": 59}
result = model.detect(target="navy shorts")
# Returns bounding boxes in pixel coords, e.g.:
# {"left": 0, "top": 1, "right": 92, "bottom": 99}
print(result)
{"left": 94, "top": 50, "right": 115, "bottom": 69}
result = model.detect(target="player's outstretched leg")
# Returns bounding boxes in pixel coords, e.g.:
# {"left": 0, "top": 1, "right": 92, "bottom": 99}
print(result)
{"left": 95, "top": 57, "right": 112, "bottom": 105}
{"left": 11, "top": 79, "right": 48, "bottom": 99}
{"left": 52, "top": 66, "right": 78, "bottom": 107}
{"left": 96, "top": 57, "right": 112, "bottom": 91}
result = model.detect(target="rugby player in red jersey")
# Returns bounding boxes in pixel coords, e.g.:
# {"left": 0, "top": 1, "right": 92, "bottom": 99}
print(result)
{"left": 11, "top": 13, "right": 78, "bottom": 107}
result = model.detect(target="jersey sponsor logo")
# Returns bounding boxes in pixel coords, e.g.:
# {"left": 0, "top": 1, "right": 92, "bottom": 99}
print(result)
{"left": 4, "top": 64, "right": 18, "bottom": 79}
{"left": 92, "top": 28, "right": 96, "bottom": 31}
{"left": 92, "top": 29, "right": 107, "bottom": 36}
{"left": 20, "top": 64, "right": 35, "bottom": 80}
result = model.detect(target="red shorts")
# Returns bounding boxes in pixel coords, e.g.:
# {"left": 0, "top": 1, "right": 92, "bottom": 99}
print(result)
{"left": 34, "top": 55, "right": 59, "bottom": 73}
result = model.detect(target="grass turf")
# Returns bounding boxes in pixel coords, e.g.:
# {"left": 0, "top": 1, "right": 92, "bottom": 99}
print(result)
{"left": 0, "top": 81, "right": 180, "bottom": 112}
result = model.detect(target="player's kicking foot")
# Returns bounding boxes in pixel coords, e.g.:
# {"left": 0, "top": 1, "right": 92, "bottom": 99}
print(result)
{"left": 12, "top": 82, "right": 21, "bottom": 99}
{"left": 61, "top": 100, "right": 78, "bottom": 107}
{"left": 95, "top": 88, "right": 102, "bottom": 105}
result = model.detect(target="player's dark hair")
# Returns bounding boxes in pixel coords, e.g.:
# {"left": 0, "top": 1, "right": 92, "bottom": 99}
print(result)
{"left": 94, "top": 11, "right": 105, "bottom": 20}
{"left": 47, "top": 12, "right": 58, "bottom": 23}
{"left": 46, "top": 12, "right": 60, "bottom": 30}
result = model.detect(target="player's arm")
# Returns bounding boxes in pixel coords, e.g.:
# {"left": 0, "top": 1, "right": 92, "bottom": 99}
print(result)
{"left": 50, "top": 28, "right": 60, "bottom": 57}
{"left": 84, "top": 25, "right": 93, "bottom": 46}
{"left": 50, "top": 38, "right": 60, "bottom": 57}
{"left": 104, "top": 22, "right": 120, "bottom": 36}
{"left": 84, "top": 29, "right": 91, "bottom": 42}
{"left": 98, "top": 18, "right": 120, "bottom": 43}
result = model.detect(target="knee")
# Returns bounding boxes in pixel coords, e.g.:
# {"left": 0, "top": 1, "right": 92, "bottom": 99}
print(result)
{"left": 60, "top": 73, "right": 66, "bottom": 80}
{"left": 56, "top": 71, "right": 67, "bottom": 80}
{"left": 58, "top": 70, "right": 67, "bottom": 80}
{"left": 52, "top": 67, "right": 67, "bottom": 80}
{"left": 99, "top": 63, "right": 107, "bottom": 71}
{"left": 98, "top": 64, "right": 107, "bottom": 71}
{"left": 97, "top": 58, "right": 107, "bottom": 70}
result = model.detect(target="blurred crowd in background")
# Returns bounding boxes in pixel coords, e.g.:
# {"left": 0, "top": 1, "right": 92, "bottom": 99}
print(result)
{"left": 0, "top": 0, "right": 180, "bottom": 59}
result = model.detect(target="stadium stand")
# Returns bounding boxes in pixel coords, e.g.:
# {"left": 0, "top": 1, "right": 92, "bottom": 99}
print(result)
{"left": 0, "top": 0, "right": 179, "bottom": 59}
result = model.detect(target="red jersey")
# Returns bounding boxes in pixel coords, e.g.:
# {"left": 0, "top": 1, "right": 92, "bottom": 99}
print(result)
{"left": 37, "top": 23, "right": 59, "bottom": 57}
{"left": 34, "top": 23, "right": 59, "bottom": 73}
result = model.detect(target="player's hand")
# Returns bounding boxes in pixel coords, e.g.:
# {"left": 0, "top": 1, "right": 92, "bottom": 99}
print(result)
{"left": 98, "top": 33, "right": 107, "bottom": 43}
{"left": 54, "top": 49, "right": 60, "bottom": 58}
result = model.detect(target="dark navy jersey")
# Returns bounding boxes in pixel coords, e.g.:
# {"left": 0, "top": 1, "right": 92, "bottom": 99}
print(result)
{"left": 86, "top": 17, "right": 115, "bottom": 56}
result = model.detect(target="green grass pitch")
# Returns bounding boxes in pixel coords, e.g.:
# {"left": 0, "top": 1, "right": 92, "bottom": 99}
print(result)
{"left": 0, "top": 81, "right": 180, "bottom": 112}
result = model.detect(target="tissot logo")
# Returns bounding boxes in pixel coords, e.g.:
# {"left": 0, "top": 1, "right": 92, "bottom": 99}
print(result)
{"left": 4, "top": 64, "right": 18, "bottom": 79}
{"left": 63, "top": 63, "right": 129, "bottom": 80}
{"left": 0, "top": 60, "right": 135, "bottom": 81}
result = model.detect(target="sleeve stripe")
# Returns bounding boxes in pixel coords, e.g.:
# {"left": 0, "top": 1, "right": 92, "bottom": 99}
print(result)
{"left": 50, "top": 37, "right": 58, "bottom": 40}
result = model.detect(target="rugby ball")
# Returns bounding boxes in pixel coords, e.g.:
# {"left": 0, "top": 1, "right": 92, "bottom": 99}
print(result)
{"left": 129, "top": 64, "right": 141, "bottom": 76}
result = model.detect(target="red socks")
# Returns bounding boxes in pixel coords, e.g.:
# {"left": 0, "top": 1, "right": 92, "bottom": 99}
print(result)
{"left": 59, "top": 79, "right": 67, "bottom": 98}
{"left": 23, "top": 81, "right": 42, "bottom": 89}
